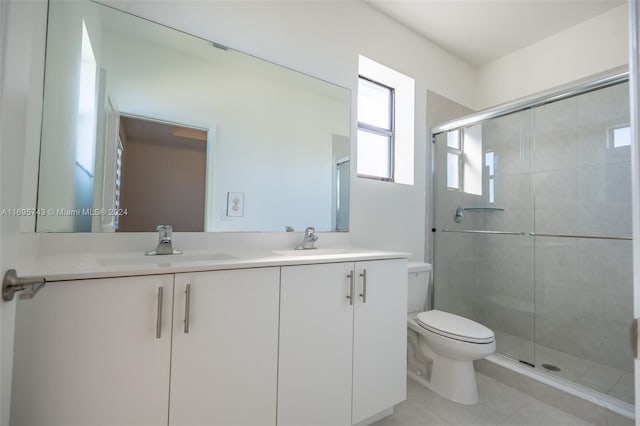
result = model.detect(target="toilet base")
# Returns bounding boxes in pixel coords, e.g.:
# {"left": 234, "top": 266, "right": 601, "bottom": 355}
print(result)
{"left": 408, "top": 357, "right": 479, "bottom": 405}
{"left": 407, "top": 327, "right": 481, "bottom": 405}
{"left": 430, "top": 356, "right": 479, "bottom": 404}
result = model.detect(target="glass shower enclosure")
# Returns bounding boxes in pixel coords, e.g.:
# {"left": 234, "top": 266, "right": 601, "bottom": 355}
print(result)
{"left": 432, "top": 76, "right": 634, "bottom": 406}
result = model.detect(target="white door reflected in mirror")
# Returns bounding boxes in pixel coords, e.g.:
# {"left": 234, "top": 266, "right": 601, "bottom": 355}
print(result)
{"left": 35, "top": 0, "right": 350, "bottom": 233}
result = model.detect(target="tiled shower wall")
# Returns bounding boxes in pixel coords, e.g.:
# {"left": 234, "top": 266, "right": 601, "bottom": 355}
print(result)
{"left": 532, "top": 83, "right": 632, "bottom": 373}
{"left": 434, "top": 82, "right": 633, "bottom": 374}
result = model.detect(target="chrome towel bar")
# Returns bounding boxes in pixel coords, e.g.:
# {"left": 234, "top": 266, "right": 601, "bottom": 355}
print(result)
{"left": 2, "top": 269, "right": 46, "bottom": 301}
{"left": 439, "top": 229, "right": 632, "bottom": 241}
{"left": 529, "top": 232, "right": 632, "bottom": 241}
{"left": 441, "top": 229, "right": 525, "bottom": 236}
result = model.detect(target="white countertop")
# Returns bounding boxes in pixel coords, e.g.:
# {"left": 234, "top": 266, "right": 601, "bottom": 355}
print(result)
{"left": 18, "top": 248, "right": 409, "bottom": 282}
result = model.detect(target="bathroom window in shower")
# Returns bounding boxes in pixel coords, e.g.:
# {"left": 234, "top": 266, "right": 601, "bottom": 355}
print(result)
{"left": 609, "top": 124, "right": 631, "bottom": 148}
{"left": 485, "top": 151, "right": 495, "bottom": 204}
{"left": 445, "top": 126, "right": 483, "bottom": 196}
{"left": 446, "top": 129, "right": 462, "bottom": 190}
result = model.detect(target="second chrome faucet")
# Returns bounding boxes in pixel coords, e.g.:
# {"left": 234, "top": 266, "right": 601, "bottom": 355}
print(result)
{"left": 295, "top": 226, "right": 318, "bottom": 250}
{"left": 146, "top": 225, "right": 182, "bottom": 255}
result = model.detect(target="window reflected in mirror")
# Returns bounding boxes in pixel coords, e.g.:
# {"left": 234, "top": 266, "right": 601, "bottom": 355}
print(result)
{"left": 35, "top": 0, "right": 350, "bottom": 233}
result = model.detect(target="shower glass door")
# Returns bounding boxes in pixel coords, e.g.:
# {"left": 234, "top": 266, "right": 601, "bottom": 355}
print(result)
{"left": 530, "top": 82, "right": 633, "bottom": 403}
{"left": 433, "top": 80, "right": 634, "bottom": 406}
{"left": 433, "top": 109, "right": 535, "bottom": 366}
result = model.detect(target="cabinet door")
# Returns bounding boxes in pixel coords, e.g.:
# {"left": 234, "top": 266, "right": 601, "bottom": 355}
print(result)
{"left": 278, "top": 262, "right": 354, "bottom": 426}
{"left": 352, "top": 259, "right": 408, "bottom": 424}
{"left": 11, "top": 275, "right": 174, "bottom": 426}
{"left": 170, "top": 268, "right": 280, "bottom": 426}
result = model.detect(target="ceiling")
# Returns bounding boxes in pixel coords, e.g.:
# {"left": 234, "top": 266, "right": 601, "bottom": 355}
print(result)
{"left": 364, "top": 0, "right": 625, "bottom": 67}
{"left": 120, "top": 116, "right": 207, "bottom": 150}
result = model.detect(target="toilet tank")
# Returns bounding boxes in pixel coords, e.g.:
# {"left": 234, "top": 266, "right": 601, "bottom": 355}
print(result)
{"left": 407, "top": 262, "right": 432, "bottom": 313}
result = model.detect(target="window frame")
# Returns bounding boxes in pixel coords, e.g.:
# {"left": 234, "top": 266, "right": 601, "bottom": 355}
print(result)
{"left": 608, "top": 124, "right": 631, "bottom": 148}
{"left": 357, "top": 75, "right": 396, "bottom": 182}
{"left": 114, "top": 138, "right": 124, "bottom": 230}
{"left": 485, "top": 150, "right": 495, "bottom": 204}
{"left": 446, "top": 129, "right": 463, "bottom": 191}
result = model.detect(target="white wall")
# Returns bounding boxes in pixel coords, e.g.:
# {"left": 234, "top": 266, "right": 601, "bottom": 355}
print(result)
{"left": 475, "top": 4, "right": 628, "bottom": 109}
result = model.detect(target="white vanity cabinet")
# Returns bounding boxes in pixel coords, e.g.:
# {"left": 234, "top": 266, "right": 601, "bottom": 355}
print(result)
{"left": 169, "top": 268, "right": 280, "bottom": 426}
{"left": 351, "top": 259, "right": 408, "bottom": 424}
{"left": 11, "top": 274, "right": 174, "bottom": 426}
{"left": 11, "top": 268, "right": 280, "bottom": 426}
{"left": 278, "top": 259, "right": 407, "bottom": 426}
{"left": 10, "top": 254, "right": 406, "bottom": 426}
{"left": 278, "top": 262, "right": 355, "bottom": 426}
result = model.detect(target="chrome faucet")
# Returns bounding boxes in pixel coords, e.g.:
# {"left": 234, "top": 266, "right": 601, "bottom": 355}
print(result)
{"left": 146, "top": 225, "right": 182, "bottom": 255}
{"left": 295, "top": 226, "right": 318, "bottom": 250}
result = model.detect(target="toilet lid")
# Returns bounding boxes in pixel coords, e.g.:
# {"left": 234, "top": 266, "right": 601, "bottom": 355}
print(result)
{"left": 416, "top": 310, "right": 495, "bottom": 344}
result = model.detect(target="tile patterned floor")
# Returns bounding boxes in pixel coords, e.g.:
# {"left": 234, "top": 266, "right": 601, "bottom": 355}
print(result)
{"left": 372, "top": 374, "right": 597, "bottom": 426}
{"left": 494, "top": 330, "right": 634, "bottom": 405}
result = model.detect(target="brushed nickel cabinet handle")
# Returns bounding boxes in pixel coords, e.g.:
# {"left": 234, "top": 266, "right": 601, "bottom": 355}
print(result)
{"left": 346, "top": 271, "right": 354, "bottom": 306}
{"left": 184, "top": 283, "right": 191, "bottom": 334}
{"left": 156, "top": 286, "right": 163, "bottom": 339}
{"left": 359, "top": 269, "right": 367, "bottom": 303}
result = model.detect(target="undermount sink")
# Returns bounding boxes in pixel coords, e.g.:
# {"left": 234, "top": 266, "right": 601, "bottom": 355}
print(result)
{"left": 97, "top": 253, "right": 236, "bottom": 267}
{"left": 272, "top": 248, "right": 351, "bottom": 256}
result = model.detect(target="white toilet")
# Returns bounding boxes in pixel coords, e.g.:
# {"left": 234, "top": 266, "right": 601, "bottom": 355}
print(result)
{"left": 406, "top": 262, "right": 495, "bottom": 405}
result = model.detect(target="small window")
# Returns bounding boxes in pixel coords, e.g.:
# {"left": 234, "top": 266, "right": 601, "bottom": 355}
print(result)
{"left": 357, "top": 77, "right": 394, "bottom": 180}
{"left": 485, "top": 151, "right": 495, "bottom": 204}
{"left": 447, "top": 152, "right": 461, "bottom": 189}
{"left": 447, "top": 129, "right": 461, "bottom": 150}
{"left": 445, "top": 125, "right": 482, "bottom": 196}
{"left": 446, "top": 129, "right": 462, "bottom": 190}
{"left": 357, "top": 55, "right": 415, "bottom": 185}
{"left": 610, "top": 125, "right": 631, "bottom": 148}
{"left": 76, "top": 20, "right": 97, "bottom": 177}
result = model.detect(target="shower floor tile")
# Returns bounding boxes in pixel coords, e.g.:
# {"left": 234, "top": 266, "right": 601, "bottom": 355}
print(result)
{"left": 372, "top": 373, "right": 596, "bottom": 426}
{"left": 493, "top": 330, "right": 634, "bottom": 405}
{"left": 609, "top": 373, "right": 634, "bottom": 405}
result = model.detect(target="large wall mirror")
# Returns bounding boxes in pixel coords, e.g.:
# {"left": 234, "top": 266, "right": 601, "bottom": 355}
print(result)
{"left": 36, "top": 0, "right": 351, "bottom": 233}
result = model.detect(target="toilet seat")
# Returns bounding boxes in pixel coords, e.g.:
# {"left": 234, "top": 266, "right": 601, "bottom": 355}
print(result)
{"left": 416, "top": 310, "right": 495, "bottom": 344}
